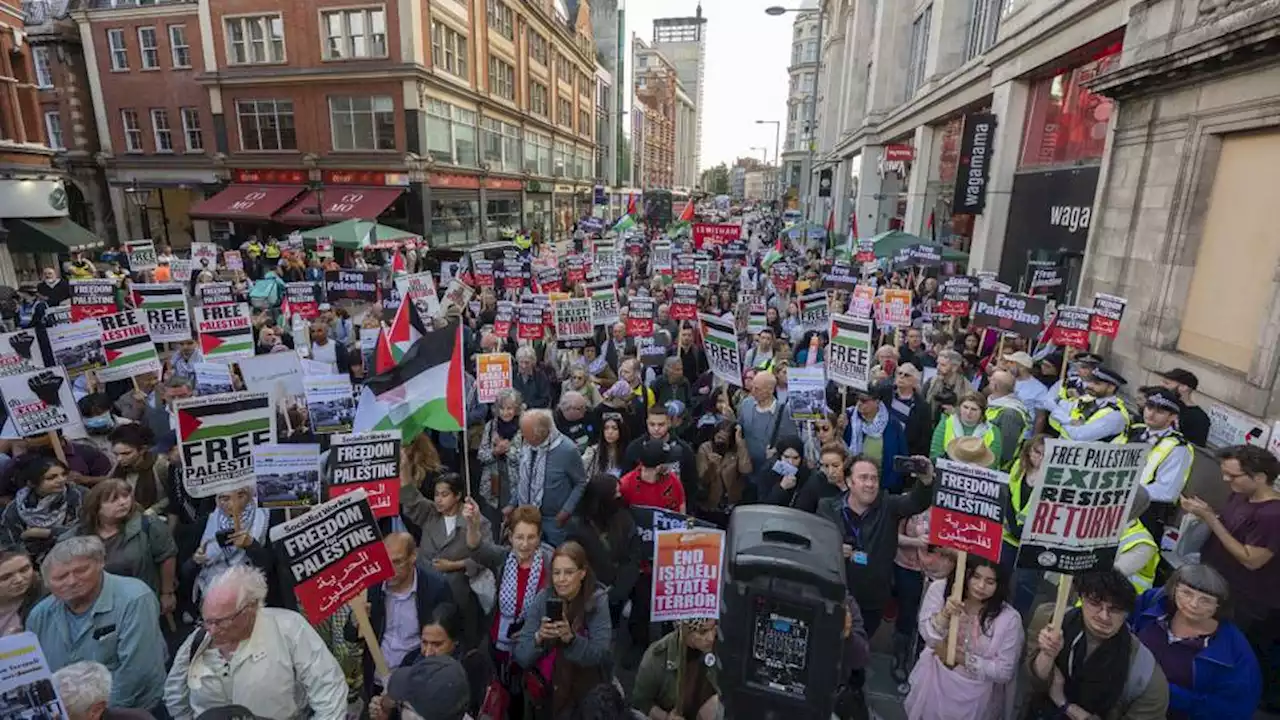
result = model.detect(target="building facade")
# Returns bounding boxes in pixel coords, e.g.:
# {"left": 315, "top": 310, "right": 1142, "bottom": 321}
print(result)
{"left": 781, "top": 0, "right": 819, "bottom": 206}
{"left": 652, "top": 5, "right": 705, "bottom": 178}
{"left": 673, "top": 81, "right": 695, "bottom": 191}
{"left": 574, "top": 0, "right": 621, "bottom": 187}
{"left": 632, "top": 35, "right": 678, "bottom": 189}
{"left": 1083, "top": 0, "right": 1280, "bottom": 445}
{"left": 77, "top": 0, "right": 598, "bottom": 250}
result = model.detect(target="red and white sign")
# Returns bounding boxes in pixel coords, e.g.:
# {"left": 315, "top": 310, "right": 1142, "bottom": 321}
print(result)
{"left": 928, "top": 460, "right": 1006, "bottom": 564}
{"left": 476, "top": 353, "right": 513, "bottom": 405}
{"left": 650, "top": 528, "right": 725, "bottom": 623}
{"left": 692, "top": 223, "right": 741, "bottom": 249}
{"left": 880, "top": 288, "right": 913, "bottom": 327}
{"left": 1089, "top": 293, "right": 1126, "bottom": 338}
{"left": 329, "top": 432, "right": 401, "bottom": 519}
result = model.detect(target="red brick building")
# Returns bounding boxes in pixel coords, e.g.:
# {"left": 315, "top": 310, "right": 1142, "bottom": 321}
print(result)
{"left": 79, "top": 0, "right": 598, "bottom": 249}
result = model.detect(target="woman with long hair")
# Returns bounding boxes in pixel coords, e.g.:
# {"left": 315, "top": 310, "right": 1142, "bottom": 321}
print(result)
{"left": 515, "top": 541, "right": 613, "bottom": 720}
{"left": 370, "top": 602, "right": 492, "bottom": 719}
{"left": 0, "top": 549, "right": 42, "bottom": 635}
{"left": 802, "top": 411, "right": 842, "bottom": 470}
{"left": 904, "top": 557, "right": 1023, "bottom": 720}
{"left": 1002, "top": 434, "right": 1047, "bottom": 614}
{"left": 396, "top": 433, "right": 445, "bottom": 541}
{"left": 0, "top": 456, "right": 84, "bottom": 562}
{"left": 66, "top": 479, "right": 177, "bottom": 611}
{"left": 582, "top": 416, "right": 628, "bottom": 479}
{"left": 568, "top": 474, "right": 642, "bottom": 625}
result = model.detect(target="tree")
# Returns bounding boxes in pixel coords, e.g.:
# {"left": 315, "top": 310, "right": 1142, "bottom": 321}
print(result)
{"left": 700, "top": 163, "right": 730, "bottom": 195}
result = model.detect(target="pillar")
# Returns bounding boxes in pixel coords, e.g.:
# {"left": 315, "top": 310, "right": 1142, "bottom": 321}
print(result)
{"left": 904, "top": 124, "right": 939, "bottom": 236}
{"left": 854, "top": 149, "right": 883, "bottom": 237}
{"left": 968, "top": 79, "right": 1029, "bottom": 271}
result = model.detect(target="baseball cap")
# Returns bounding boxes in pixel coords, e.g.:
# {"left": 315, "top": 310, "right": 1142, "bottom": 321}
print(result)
{"left": 639, "top": 438, "right": 670, "bottom": 469}
{"left": 1002, "top": 351, "right": 1034, "bottom": 370}
{"left": 1157, "top": 368, "right": 1199, "bottom": 391}
{"left": 385, "top": 656, "right": 470, "bottom": 720}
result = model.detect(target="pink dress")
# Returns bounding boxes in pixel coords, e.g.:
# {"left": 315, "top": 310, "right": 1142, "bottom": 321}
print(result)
{"left": 904, "top": 580, "right": 1024, "bottom": 720}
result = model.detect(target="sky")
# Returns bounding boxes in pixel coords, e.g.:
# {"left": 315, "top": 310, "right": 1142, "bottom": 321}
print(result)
{"left": 622, "top": 0, "right": 794, "bottom": 172}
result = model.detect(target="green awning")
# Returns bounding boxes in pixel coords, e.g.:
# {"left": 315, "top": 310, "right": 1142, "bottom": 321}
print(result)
{"left": 866, "top": 230, "right": 969, "bottom": 262}
{"left": 298, "top": 219, "right": 419, "bottom": 250}
{"left": 5, "top": 217, "right": 104, "bottom": 254}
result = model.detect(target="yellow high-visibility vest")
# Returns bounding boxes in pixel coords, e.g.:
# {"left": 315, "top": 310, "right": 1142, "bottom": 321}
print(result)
{"left": 1003, "top": 458, "right": 1029, "bottom": 547}
{"left": 942, "top": 414, "right": 998, "bottom": 464}
{"left": 1119, "top": 521, "right": 1160, "bottom": 593}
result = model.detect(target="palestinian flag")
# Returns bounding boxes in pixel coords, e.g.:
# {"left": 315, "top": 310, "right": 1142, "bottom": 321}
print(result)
{"left": 97, "top": 310, "right": 160, "bottom": 383}
{"left": 176, "top": 392, "right": 273, "bottom": 443}
{"left": 374, "top": 327, "right": 396, "bottom": 374}
{"left": 762, "top": 239, "right": 785, "bottom": 271}
{"left": 353, "top": 323, "right": 465, "bottom": 440}
{"left": 131, "top": 284, "right": 187, "bottom": 310}
{"left": 392, "top": 248, "right": 407, "bottom": 274}
{"left": 668, "top": 199, "right": 696, "bottom": 234}
{"left": 626, "top": 194, "right": 638, "bottom": 216}
{"left": 195, "top": 304, "right": 255, "bottom": 360}
{"left": 611, "top": 214, "right": 637, "bottom": 234}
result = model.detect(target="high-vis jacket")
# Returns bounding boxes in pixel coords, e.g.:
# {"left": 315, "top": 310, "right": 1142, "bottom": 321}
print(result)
{"left": 1118, "top": 521, "right": 1160, "bottom": 593}
{"left": 1129, "top": 424, "right": 1194, "bottom": 504}
{"left": 1050, "top": 395, "right": 1132, "bottom": 443}
{"left": 1003, "top": 457, "right": 1031, "bottom": 548}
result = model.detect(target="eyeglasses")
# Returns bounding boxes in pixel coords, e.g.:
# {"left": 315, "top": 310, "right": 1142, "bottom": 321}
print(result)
{"left": 1175, "top": 585, "right": 1220, "bottom": 610}
{"left": 202, "top": 604, "right": 249, "bottom": 629}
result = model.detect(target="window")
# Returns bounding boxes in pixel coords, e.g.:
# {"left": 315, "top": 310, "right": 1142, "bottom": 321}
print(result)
{"left": 523, "top": 130, "right": 551, "bottom": 175}
{"left": 121, "top": 109, "right": 143, "bottom": 152}
{"left": 579, "top": 71, "right": 590, "bottom": 98}
{"left": 488, "top": 56, "right": 515, "bottom": 101}
{"left": 486, "top": 0, "right": 514, "bottom": 40}
{"left": 529, "top": 80, "right": 548, "bottom": 117}
{"left": 553, "top": 140, "right": 569, "bottom": 177}
{"left": 150, "top": 109, "right": 173, "bottom": 152}
{"left": 225, "top": 15, "right": 285, "bottom": 65}
{"left": 236, "top": 99, "right": 296, "bottom": 150}
{"left": 578, "top": 109, "right": 590, "bottom": 138}
{"left": 43, "top": 111, "right": 63, "bottom": 149}
{"left": 963, "top": 0, "right": 1001, "bottom": 61}
{"left": 431, "top": 197, "right": 479, "bottom": 248}
{"left": 527, "top": 29, "right": 548, "bottom": 65}
{"left": 329, "top": 96, "right": 396, "bottom": 151}
{"left": 181, "top": 107, "right": 203, "bottom": 151}
{"left": 431, "top": 21, "right": 468, "bottom": 79}
{"left": 32, "top": 47, "right": 53, "bottom": 88}
{"left": 905, "top": 6, "right": 932, "bottom": 96}
{"left": 169, "top": 25, "right": 191, "bottom": 68}
{"left": 557, "top": 98, "right": 572, "bottom": 129}
{"left": 138, "top": 27, "right": 159, "bottom": 69}
{"left": 481, "top": 117, "right": 522, "bottom": 173}
{"left": 107, "top": 29, "right": 128, "bottom": 70}
{"left": 322, "top": 8, "right": 387, "bottom": 60}
{"left": 1178, "top": 131, "right": 1280, "bottom": 371}
{"left": 424, "top": 98, "right": 476, "bottom": 166}
{"left": 1018, "top": 49, "right": 1119, "bottom": 169}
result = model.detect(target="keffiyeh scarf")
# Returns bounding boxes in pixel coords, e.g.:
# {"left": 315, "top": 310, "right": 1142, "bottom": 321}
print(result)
{"left": 848, "top": 402, "right": 889, "bottom": 456}
{"left": 13, "top": 487, "right": 70, "bottom": 528}
{"left": 495, "top": 549, "right": 546, "bottom": 651}
{"left": 518, "top": 432, "right": 563, "bottom": 508}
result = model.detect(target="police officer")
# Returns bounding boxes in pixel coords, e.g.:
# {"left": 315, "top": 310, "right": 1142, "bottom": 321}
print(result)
{"left": 1129, "top": 387, "right": 1194, "bottom": 539}
{"left": 244, "top": 237, "right": 264, "bottom": 278}
{"left": 1048, "top": 364, "right": 1132, "bottom": 442}
{"left": 64, "top": 251, "right": 97, "bottom": 280}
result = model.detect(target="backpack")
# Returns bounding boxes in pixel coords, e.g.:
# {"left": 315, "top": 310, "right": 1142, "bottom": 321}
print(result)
{"left": 249, "top": 275, "right": 284, "bottom": 309}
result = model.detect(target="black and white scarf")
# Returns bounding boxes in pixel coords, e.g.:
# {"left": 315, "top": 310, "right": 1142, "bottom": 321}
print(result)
{"left": 495, "top": 549, "right": 545, "bottom": 652}
{"left": 518, "top": 432, "right": 562, "bottom": 508}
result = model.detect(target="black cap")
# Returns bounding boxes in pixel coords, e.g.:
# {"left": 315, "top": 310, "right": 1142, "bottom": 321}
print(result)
{"left": 1158, "top": 368, "right": 1199, "bottom": 391}
{"left": 1073, "top": 352, "right": 1104, "bottom": 366}
{"left": 1144, "top": 387, "right": 1182, "bottom": 413}
{"left": 639, "top": 439, "right": 670, "bottom": 469}
{"left": 196, "top": 707, "right": 262, "bottom": 720}
{"left": 1092, "top": 365, "right": 1126, "bottom": 387}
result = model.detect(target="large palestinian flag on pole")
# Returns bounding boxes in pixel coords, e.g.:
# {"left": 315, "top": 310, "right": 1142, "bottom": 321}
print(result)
{"left": 175, "top": 391, "right": 275, "bottom": 497}
{"left": 353, "top": 323, "right": 465, "bottom": 441}
{"left": 194, "top": 303, "right": 255, "bottom": 363}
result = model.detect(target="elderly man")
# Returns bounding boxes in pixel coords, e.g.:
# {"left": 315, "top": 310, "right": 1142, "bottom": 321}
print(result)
{"left": 55, "top": 661, "right": 155, "bottom": 720}
{"left": 555, "top": 390, "right": 595, "bottom": 452}
{"left": 924, "top": 349, "right": 971, "bottom": 417}
{"left": 877, "top": 363, "right": 934, "bottom": 457}
{"left": 737, "top": 371, "right": 797, "bottom": 498}
{"left": 512, "top": 345, "right": 551, "bottom": 409}
{"left": 985, "top": 369, "right": 1031, "bottom": 469}
{"left": 165, "top": 565, "right": 346, "bottom": 720}
{"left": 28, "top": 537, "right": 166, "bottom": 712}
{"left": 653, "top": 356, "right": 693, "bottom": 409}
{"left": 504, "top": 409, "right": 587, "bottom": 545}
{"left": 599, "top": 321, "right": 634, "bottom": 371}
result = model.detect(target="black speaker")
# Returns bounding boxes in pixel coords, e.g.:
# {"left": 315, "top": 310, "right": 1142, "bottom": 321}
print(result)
{"left": 719, "top": 505, "right": 848, "bottom": 720}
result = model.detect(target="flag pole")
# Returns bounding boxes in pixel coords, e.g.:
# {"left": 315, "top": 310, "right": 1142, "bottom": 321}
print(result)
{"left": 458, "top": 322, "right": 472, "bottom": 497}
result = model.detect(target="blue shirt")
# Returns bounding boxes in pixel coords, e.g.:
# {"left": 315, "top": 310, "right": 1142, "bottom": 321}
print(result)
{"left": 27, "top": 573, "right": 167, "bottom": 710}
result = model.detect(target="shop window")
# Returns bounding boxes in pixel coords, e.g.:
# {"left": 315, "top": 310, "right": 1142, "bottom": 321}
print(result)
{"left": 1178, "top": 130, "right": 1280, "bottom": 372}
{"left": 486, "top": 197, "right": 520, "bottom": 239}
{"left": 1018, "top": 49, "right": 1118, "bottom": 169}
{"left": 431, "top": 197, "right": 479, "bottom": 248}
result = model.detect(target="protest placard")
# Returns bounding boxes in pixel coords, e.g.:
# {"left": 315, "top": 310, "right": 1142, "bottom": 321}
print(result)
{"left": 972, "top": 289, "right": 1048, "bottom": 339}
{"left": 848, "top": 285, "right": 876, "bottom": 319}
{"left": 650, "top": 527, "right": 725, "bottom": 623}
{"left": 324, "top": 269, "right": 379, "bottom": 303}
{"left": 627, "top": 296, "right": 655, "bottom": 338}
{"left": 823, "top": 261, "right": 859, "bottom": 291}
{"left": 192, "top": 241, "right": 219, "bottom": 272}
{"left": 394, "top": 272, "right": 441, "bottom": 318}
{"left": 475, "top": 353, "right": 513, "bottom": 405}
{"left": 1026, "top": 261, "right": 1064, "bottom": 296}
{"left": 587, "top": 280, "right": 620, "bottom": 327}
{"left": 171, "top": 258, "right": 193, "bottom": 283}
{"left": 670, "top": 284, "right": 699, "bottom": 322}
{"left": 493, "top": 301, "right": 515, "bottom": 338}
{"left": 131, "top": 283, "right": 191, "bottom": 342}
{"left": 675, "top": 252, "right": 698, "bottom": 285}
{"left": 126, "top": 240, "right": 157, "bottom": 271}
{"left": 304, "top": 374, "right": 355, "bottom": 434}
{"left": 1016, "top": 440, "right": 1146, "bottom": 574}
{"left": 788, "top": 366, "right": 827, "bottom": 421}
{"left": 439, "top": 278, "right": 473, "bottom": 318}
{"left": 699, "top": 313, "right": 742, "bottom": 388}
{"left": 195, "top": 303, "right": 254, "bottom": 363}
{"left": 652, "top": 242, "right": 673, "bottom": 275}
{"left": 769, "top": 263, "right": 796, "bottom": 293}
{"left": 0, "top": 330, "right": 44, "bottom": 377}
{"left": 517, "top": 303, "right": 545, "bottom": 340}
{"left": 928, "top": 460, "right": 1007, "bottom": 564}
{"left": 286, "top": 282, "right": 321, "bottom": 320}
{"left": 535, "top": 266, "right": 562, "bottom": 293}
{"left": 70, "top": 279, "right": 117, "bottom": 322}
{"left": 0, "top": 632, "right": 68, "bottom": 719}
{"left": 828, "top": 314, "right": 873, "bottom": 391}
{"left": 329, "top": 431, "right": 401, "bottom": 518}
{"left": 176, "top": 391, "right": 275, "bottom": 498}
{"left": 253, "top": 443, "right": 322, "bottom": 508}
{"left": 1090, "top": 293, "right": 1126, "bottom": 338}
{"left": 1050, "top": 306, "right": 1094, "bottom": 349}
{"left": 224, "top": 250, "right": 243, "bottom": 271}
{"left": 939, "top": 276, "right": 977, "bottom": 317}
{"left": 269, "top": 490, "right": 394, "bottom": 623}
{"left": 47, "top": 319, "right": 106, "bottom": 377}
{"left": 0, "top": 367, "right": 80, "bottom": 437}
{"left": 194, "top": 362, "right": 235, "bottom": 395}
{"left": 799, "top": 291, "right": 830, "bottom": 333}
{"left": 197, "top": 282, "right": 235, "bottom": 307}
{"left": 692, "top": 223, "right": 741, "bottom": 249}
{"left": 554, "top": 298, "right": 593, "bottom": 349}
{"left": 96, "top": 310, "right": 161, "bottom": 383}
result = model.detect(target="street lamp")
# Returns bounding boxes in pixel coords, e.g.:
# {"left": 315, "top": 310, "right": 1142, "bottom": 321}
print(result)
{"left": 765, "top": 5, "right": 825, "bottom": 240}
{"left": 123, "top": 180, "right": 152, "bottom": 241}
{"left": 755, "top": 119, "right": 782, "bottom": 211}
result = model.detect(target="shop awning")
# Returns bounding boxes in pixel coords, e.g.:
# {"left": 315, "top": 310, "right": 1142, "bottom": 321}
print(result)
{"left": 5, "top": 217, "right": 104, "bottom": 254}
{"left": 275, "top": 187, "right": 404, "bottom": 226}
{"left": 189, "top": 185, "right": 305, "bottom": 222}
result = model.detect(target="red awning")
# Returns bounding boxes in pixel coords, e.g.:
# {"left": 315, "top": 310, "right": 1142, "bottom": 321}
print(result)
{"left": 275, "top": 187, "right": 404, "bottom": 225}
{"left": 188, "top": 185, "right": 305, "bottom": 222}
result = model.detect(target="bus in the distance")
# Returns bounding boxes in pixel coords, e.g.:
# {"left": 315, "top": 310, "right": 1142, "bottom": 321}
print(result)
{"left": 643, "top": 189, "right": 673, "bottom": 228}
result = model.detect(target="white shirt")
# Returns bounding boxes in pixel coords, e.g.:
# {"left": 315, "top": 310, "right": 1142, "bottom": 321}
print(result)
{"left": 310, "top": 340, "right": 338, "bottom": 372}
{"left": 1138, "top": 426, "right": 1194, "bottom": 503}
{"left": 164, "top": 607, "right": 347, "bottom": 720}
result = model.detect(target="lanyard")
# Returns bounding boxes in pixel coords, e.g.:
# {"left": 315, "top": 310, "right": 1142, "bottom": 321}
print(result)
{"left": 840, "top": 502, "right": 864, "bottom": 550}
